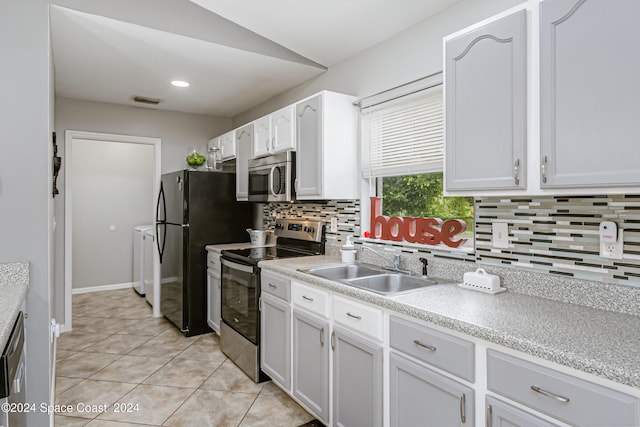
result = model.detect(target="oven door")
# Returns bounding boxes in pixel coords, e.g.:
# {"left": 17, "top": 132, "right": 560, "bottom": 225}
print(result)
{"left": 221, "top": 257, "right": 259, "bottom": 344}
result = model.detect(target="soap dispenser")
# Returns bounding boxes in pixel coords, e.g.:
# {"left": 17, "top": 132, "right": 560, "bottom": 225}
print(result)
{"left": 341, "top": 236, "right": 356, "bottom": 263}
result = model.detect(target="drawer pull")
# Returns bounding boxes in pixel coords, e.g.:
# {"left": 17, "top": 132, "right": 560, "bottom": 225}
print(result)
{"left": 268, "top": 283, "right": 277, "bottom": 289}
{"left": 346, "top": 312, "right": 362, "bottom": 320}
{"left": 530, "top": 385, "right": 570, "bottom": 403}
{"left": 413, "top": 339, "right": 436, "bottom": 352}
{"left": 459, "top": 393, "right": 466, "bottom": 423}
{"left": 302, "top": 295, "right": 314, "bottom": 302}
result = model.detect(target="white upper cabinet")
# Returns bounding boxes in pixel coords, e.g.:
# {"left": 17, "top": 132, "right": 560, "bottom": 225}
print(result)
{"left": 253, "top": 105, "right": 296, "bottom": 158}
{"left": 219, "top": 130, "right": 236, "bottom": 161}
{"left": 445, "top": 9, "right": 527, "bottom": 192}
{"left": 295, "top": 91, "right": 358, "bottom": 200}
{"left": 539, "top": 0, "right": 640, "bottom": 188}
{"left": 235, "top": 123, "right": 253, "bottom": 201}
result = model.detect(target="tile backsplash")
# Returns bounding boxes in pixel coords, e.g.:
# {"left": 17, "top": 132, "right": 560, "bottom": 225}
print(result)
{"left": 263, "top": 194, "right": 640, "bottom": 288}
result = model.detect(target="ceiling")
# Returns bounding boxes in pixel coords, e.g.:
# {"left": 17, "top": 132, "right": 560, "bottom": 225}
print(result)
{"left": 50, "top": 0, "right": 461, "bottom": 118}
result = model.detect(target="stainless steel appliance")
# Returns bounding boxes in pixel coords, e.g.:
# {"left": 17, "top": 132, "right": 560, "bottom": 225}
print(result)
{"left": 220, "top": 218, "right": 324, "bottom": 382}
{"left": 248, "top": 151, "right": 295, "bottom": 202}
{"left": 156, "top": 170, "right": 252, "bottom": 336}
{"left": 1, "top": 311, "right": 26, "bottom": 427}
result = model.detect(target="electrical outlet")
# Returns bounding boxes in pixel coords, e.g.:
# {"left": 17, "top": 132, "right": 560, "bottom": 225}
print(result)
{"left": 492, "top": 222, "right": 509, "bottom": 249}
{"left": 330, "top": 217, "right": 338, "bottom": 233}
{"left": 600, "top": 229, "right": 624, "bottom": 259}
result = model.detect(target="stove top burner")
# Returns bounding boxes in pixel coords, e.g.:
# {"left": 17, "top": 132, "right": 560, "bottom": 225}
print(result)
{"left": 223, "top": 246, "right": 314, "bottom": 263}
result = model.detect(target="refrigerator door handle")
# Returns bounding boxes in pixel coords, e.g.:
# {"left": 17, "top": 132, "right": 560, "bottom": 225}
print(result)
{"left": 156, "top": 223, "right": 167, "bottom": 263}
{"left": 156, "top": 182, "right": 166, "bottom": 223}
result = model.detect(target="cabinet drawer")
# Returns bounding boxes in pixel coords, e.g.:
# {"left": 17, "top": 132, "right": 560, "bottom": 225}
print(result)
{"left": 332, "top": 295, "right": 383, "bottom": 341}
{"left": 487, "top": 349, "right": 640, "bottom": 427}
{"left": 390, "top": 316, "right": 474, "bottom": 382}
{"left": 261, "top": 271, "right": 290, "bottom": 302}
{"left": 292, "top": 282, "right": 329, "bottom": 318}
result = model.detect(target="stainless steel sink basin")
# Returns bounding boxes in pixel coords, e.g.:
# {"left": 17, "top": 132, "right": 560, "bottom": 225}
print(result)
{"left": 301, "top": 264, "right": 385, "bottom": 281}
{"left": 345, "top": 274, "right": 445, "bottom": 295}
{"left": 298, "top": 263, "right": 456, "bottom": 295}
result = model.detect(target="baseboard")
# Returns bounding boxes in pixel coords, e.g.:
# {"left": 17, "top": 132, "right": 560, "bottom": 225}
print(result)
{"left": 72, "top": 281, "right": 135, "bottom": 294}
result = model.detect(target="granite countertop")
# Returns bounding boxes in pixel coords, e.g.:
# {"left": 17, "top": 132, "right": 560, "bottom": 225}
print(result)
{"left": 259, "top": 255, "right": 640, "bottom": 389}
{"left": 0, "top": 262, "right": 29, "bottom": 350}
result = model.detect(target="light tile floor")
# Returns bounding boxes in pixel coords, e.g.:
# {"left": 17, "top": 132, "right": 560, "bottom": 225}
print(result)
{"left": 54, "top": 288, "right": 316, "bottom": 427}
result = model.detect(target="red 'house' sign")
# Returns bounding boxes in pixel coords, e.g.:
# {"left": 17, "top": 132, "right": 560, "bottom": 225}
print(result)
{"left": 368, "top": 197, "right": 468, "bottom": 248}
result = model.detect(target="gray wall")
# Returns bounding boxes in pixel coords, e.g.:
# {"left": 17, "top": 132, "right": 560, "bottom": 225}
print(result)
{"left": 54, "top": 97, "right": 232, "bottom": 322}
{"left": 0, "top": 0, "right": 53, "bottom": 424}
{"left": 233, "top": 0, "right": 525, "bottom": 127}
{"left": 71, "top": 139, "right": 154, "bottom": 289}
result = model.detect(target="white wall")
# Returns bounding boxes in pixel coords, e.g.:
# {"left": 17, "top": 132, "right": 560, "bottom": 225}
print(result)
{"left": 71, "top": 139, "right": 154, "bottom": 289}
{"left": 0, "top": 0, "right": 53, "bottom": 424}
{"left": 54, "top": 97, "right": 232, "bottom": 322}
{"left": 232, "top": 0, "right": 525, "bottom": 126}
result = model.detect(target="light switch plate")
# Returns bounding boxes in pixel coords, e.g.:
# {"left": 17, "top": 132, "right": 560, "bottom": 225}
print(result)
{"left": 492, "top": 222, "right": 509, "bottom": 249}
{"left": 330, "top": 217, "right": 338, "bottom": 233}
{"left": 600, "top": 229, "right": 624, "bottom": 259}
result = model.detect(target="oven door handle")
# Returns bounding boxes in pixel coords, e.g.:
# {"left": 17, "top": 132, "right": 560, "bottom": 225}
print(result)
{"left": 221, "top": 258, "right": 256, "bottom": 274}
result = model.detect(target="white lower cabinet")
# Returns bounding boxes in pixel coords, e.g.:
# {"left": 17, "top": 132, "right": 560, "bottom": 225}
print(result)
{"left": 332, "top": 326, "right": 383, "bottom": 427}
{"left": 206, "top": 251, "right": 221, "bottom": 334}
{"left": 260, "top": 293, "right": 290, "bottom": 390}
{"left": 390, "top": 352, "right": 474, "bottom": 427}
{"left": 486, "top": 396, "right": 558, "bottom": 427}
{"left": 292, "top": 308, "right": 330, "bottom": 424}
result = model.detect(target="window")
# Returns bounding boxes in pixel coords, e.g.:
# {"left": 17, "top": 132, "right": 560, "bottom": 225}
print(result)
{"left": 360, "top": 74, "right": 474, "bottom": 247}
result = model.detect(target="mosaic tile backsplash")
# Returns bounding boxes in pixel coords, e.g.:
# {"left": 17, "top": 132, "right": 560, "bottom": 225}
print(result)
{"left": 263, "top": 195, "right": 640, "bottom": 288}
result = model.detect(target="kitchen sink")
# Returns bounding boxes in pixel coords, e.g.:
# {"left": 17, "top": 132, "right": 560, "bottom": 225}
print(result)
{"left": 345, "top": 274, "right": 451, "bottom": 295}
{"left": 299, "top": 264, "right": 456, "bottom": 295}
{"left": 300, "top": 264, "right": 385, "bottom": 281}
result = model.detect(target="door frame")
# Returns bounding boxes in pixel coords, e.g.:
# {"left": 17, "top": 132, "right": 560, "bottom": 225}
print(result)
{"left": 63, "top": 130, "right": 161, "bottom": 332}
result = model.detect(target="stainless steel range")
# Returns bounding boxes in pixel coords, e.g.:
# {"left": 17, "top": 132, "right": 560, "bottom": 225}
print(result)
{"left": 220, "top": 218, "right": 324, "bottom": 382}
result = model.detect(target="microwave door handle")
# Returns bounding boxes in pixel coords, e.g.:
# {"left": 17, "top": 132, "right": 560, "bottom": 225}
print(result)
{"left": 269, "top": 166, "right": 278, "bottom": 198}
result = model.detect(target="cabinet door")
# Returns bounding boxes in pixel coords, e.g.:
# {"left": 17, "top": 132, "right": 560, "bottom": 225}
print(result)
{"left": 219, "top": 130, "right": 236, "bottom": 160}
{"left": 445, "top": 10, "right": 526, "bottom": 191}
{"left": 486, "top": 396, "right": 559, "bottom": 427}
{"left": 292, "top": 308, "right": 329, "bottom": 424}
{"left": 253, "top": 115, "right": 272, "bottom": 158}
{"left": 235, "top": 123, "right": 253, "bottom": 200}
{"left": 295, "top": 94, "right": 323, "bottom": 198}
{"left": 332, "top": 327, "right": 383, "bottom": 427}
{"left": 390, "top": 352, "right": 474, "bottom": 427}
{"left": 272, "top": 105, "right": 296, "bottom": 153}
{"left": 260, "top": 293, "right": 291, "bottom": 390}
{"left": 540, "top": 0, "right": 640, "bottom": 188}
{"left": 206, "top": 268, "right": 221, "bottom": 334}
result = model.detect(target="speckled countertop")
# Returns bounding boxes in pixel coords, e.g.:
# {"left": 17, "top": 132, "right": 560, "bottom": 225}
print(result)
{"left": 260, "top": 255, "right": 640, "bottom": 389}
{"left": 0, "top": 262, "right": 29, "bottom": 349}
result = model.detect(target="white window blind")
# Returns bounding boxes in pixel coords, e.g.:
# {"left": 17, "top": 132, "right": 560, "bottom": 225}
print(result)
{"left": 361, "top": 84, "right": 443, "bottom": 178}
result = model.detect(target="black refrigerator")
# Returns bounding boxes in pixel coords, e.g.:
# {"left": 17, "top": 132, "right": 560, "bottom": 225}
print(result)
{"left": 156, "top": 169, "right": 252, "bottom": 336}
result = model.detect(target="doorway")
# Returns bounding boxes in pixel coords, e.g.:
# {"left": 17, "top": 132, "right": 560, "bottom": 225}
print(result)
{"left": 63, "top": 131, "right": 161, "bottom": 332}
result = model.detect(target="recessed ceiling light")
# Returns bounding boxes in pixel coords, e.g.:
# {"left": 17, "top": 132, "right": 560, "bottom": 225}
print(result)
{"left": 171, "top": 80, "right": 190, "bottom": 88}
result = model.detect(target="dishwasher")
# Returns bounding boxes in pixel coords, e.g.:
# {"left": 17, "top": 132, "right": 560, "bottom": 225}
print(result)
{"left": 0, "top": 311, "right": 26, "bottom": 427}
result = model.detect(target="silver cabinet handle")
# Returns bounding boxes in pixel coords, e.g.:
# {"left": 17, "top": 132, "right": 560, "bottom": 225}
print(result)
{"left": 530, "top": 385, "right": 570, "bottom": 403}
{"left": 346, "top": 312, "right": 362, "bottom": 320}
{"left": 320, "top": 327, "right": 324, "bottom": 347}
{"left": 541, "top": 155, "right": 548, "bottom": 184}
{"left": 459, "top": 393, "right": 466, "bottom": 423}
{"left": 413, "top": 339, "right": 436, "bottom": 351}
{"left": 514, "top": 158, "right": 520, "bottom": 185}
{"left": 302, "top": 295, "right": 314, "bottom": 302}
{"left": 330, "top": 331, "right": 335, "bottom": 350}
{"left": 486, "top": 404, "right": 492, "bottom": 427}
{"left": 268, "top": 283, "right": 277, "bottom": 289}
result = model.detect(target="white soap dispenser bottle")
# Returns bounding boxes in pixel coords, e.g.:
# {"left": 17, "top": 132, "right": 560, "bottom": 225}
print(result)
{"left": 341, "top": 236, "right": 356, "bottom": 263}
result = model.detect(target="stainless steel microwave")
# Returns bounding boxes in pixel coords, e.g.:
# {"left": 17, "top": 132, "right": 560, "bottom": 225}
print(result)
{"left": 248, "top": 151, "right": 295, "bottom": 202}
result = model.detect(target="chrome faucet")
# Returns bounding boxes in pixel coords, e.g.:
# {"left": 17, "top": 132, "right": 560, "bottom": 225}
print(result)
{"left": 360, "top": 245, "right": 412, "bottom": 275}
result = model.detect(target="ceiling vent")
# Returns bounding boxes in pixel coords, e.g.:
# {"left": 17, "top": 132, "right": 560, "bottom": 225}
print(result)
{"left": 132, "top": 95, "right": 161, "bottom": 105}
